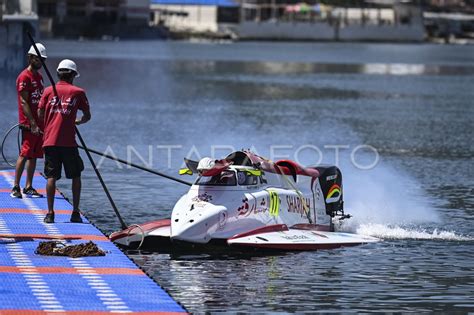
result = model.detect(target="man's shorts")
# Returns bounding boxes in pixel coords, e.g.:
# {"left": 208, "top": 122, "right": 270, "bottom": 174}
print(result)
{"left": 44, "top": 146, "right": 84, "bottom": 180}
{"left": 20, "top": 130, "right": 44, "bottom": 159}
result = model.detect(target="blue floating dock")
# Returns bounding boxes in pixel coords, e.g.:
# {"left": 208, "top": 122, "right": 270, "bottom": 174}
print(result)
{"left": 0, "top": 170, "right": 187, "bottom": 315}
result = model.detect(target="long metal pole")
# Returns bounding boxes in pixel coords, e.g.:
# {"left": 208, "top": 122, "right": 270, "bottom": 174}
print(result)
{"left": 26, "top": 32, "right": 128, "bottom": 230}
{"left": 77, "top": 145, "right": 192, "bottom": 186}
{"left": 26, "top": 33, "right": 58, "bottom": 96}
{"left": 75, "top": 130, "right": 127, "bottom": 229}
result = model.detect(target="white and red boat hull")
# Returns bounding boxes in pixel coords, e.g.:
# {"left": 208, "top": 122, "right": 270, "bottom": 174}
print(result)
{"left": 110, "top": 220, "right": 378, "bottom": 250}
{"left": 227, "top": 224, "right": 379, "bottom": 250}
{"left": 109, "top": 151, "right": 380, "bottom": 251}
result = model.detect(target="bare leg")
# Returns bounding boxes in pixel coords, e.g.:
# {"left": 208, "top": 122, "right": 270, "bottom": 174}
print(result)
{"left": 72, "top": 177, "right": 81, "bottom": 212}
{"left": 14, "top": 156, "right": 27, "bottom": 187}
{"left": 25, "top": 158, "right": 36, "bottom": 188}
{"left": 46, "top": 177, "right": 56, "bottom": 214}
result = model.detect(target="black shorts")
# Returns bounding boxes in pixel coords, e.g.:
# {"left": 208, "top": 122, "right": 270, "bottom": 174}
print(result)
{"left": 44, "top": 146, "right": 84, "bottom": 180}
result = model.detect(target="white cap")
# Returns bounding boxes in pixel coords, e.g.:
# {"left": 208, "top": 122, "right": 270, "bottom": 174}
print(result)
{"left": 27, "top": 43, "right": 47, "bottom": 59}
{"left": 57, "top": 59, "right": 80, "bottom": 78}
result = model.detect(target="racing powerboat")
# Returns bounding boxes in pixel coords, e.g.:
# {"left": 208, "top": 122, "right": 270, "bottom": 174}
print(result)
{"left": 110, "top": 150, "right": 378, "bottom": 250}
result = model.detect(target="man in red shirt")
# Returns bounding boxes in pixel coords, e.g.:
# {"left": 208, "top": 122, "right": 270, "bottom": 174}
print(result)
{"left": 11, "top": 43, "right": 47, "bottom": 199}
{"left": 38, "top": 59, "right": 91, "bottom": 223}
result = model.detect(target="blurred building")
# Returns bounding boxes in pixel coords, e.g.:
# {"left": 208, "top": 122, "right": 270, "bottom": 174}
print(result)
{"left": 428, "top": 0, "right": 468, "bottom": 8}
{"left": 1, "top": 0, "right": 39, "bottom": 72}
{"left": 150, "top": 0, "right": 426, "bottom": 41}
{"left": 424, "top": 11, "right": 474, "bottom": 40}
{"left": 37, "top": 0, "right": 157, "bottom": 38}
{"left": 150, "top": 0, "right": 239, "bottom": 38}
{"left": 422, "top": 0, "right": 474, "bottom": 41}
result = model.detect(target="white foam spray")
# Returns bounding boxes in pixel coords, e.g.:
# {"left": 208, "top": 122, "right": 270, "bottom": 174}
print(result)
{"left": 336, "top": 157, "right": 472, "bottom": 241}
{"left": 354, "top": 223, "right": 472, "bottom": 241}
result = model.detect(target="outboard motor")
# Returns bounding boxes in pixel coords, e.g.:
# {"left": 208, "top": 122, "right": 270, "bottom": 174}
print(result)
{"left": 315, "top": 166, "right": 344, "bottom": 218}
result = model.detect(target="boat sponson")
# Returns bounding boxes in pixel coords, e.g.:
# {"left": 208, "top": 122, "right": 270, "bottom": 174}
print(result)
{"left": 109, "top": 219, "right": 171, "bottom": 241}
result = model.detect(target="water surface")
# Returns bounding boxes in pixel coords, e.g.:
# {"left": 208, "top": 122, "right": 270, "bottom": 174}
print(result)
{"left": 1, "top": 41, "right": 473, "bottom": 313}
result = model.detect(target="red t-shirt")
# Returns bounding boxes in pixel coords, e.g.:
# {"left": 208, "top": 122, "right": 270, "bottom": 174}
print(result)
{"left": 16, "top": 68, "right": 44, "bottom": 128}
{"left": 38, "top": 81, "right": 90, "bottom": 147}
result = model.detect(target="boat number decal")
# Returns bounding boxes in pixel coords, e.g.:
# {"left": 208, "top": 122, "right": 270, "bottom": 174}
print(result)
{"left": 268, "top": 190, "right": 280, "bottom": 217}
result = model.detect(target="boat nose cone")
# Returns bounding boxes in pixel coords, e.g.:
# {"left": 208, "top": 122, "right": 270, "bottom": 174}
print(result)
{"left": 171, "top": 204, "right": 226, "bottom": 244}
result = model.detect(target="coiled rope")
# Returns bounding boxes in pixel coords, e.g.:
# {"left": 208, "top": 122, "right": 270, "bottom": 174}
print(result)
{"left": 35, "top": 241, "right": 106, "bottom": 258}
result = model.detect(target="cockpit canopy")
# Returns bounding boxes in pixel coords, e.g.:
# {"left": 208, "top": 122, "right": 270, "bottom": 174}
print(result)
{"left": 196, "top": 170, "right": 236, "bottom": 186}
{"left": 195, "top": 169, "right": 260, "bottom": 186}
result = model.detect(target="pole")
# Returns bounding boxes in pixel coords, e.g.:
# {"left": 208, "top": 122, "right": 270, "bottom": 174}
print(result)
{"left": 76, "top": 129, "right": 128, "bottom": 229}
{"left": 26, "top": 33, "right": 58, "bottom": 96}
{"left": 77, "top": 145, "right": 193, "bottom": 186}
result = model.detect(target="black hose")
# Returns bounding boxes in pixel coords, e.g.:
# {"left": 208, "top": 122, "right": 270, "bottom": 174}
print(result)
{"left": 17, "top": 125, "right": 21, "bottom": 158}
{"left": 1, "top": 123, "right": 21, "bottom": 167}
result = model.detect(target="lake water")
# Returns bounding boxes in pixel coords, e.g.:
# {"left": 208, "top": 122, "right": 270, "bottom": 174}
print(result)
{"left": 1, "top": 40, "right": 473, "bottom": 313}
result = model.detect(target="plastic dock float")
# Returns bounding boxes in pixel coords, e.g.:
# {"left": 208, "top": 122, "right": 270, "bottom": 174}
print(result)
{"left": 0, "top": 170, "right": 187, "bottom": 315}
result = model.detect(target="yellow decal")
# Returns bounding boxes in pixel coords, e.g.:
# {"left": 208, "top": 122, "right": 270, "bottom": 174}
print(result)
{"left": 179, "top": 168, "right": 193, "bottom": 175}
{"left": 245, "top": 169, "right": 262, "bottom": 176}
{"left": 268, "top": 190, "right": 280, "bottom": 217}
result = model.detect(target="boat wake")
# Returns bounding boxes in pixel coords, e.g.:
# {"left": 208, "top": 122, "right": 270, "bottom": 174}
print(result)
{"left": 340, "top": 223, "right": 473, "bottom": 241}
{"left": 337, "top": 159, "right": 472, "bottom": 242}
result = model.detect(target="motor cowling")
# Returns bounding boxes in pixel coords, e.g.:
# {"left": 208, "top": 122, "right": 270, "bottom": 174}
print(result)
{"left": 315, "top": 166, "right": 344, "bottom": 217}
